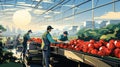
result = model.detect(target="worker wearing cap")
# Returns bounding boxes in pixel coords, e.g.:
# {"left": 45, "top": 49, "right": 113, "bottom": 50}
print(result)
{"left": 57, "top": 31, "right": 68, "bottom": 42}
{"left": 41, "top": 25, "right": 59, "bottom": 67}
{"left": 22, "top": 30, "right": 32, "bottom": 56}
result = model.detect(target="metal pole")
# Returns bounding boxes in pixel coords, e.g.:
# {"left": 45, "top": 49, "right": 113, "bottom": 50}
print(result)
{"left": 113, "top": 0, "right": 116, "bottom": 12}
{"left": 92, "top": 0, "right": 94, "bottom": 29}
{"left": 73, "top": 0, "right": 75, "bottom": 25}
{"left": 61, "top": 5, "right": 63, "bottom": 23}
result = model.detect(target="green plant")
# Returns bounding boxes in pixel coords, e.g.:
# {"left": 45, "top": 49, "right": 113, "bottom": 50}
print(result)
{"left": 77, "top": 22, "right": 120, "bottom": 41}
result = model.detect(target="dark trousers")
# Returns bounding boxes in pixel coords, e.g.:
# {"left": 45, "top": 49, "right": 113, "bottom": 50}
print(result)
{"left": 22, "top": 42, "right": 27, "bottom": 56}
{"left": 42, "top": 49, "right": 50, "bottom": 67}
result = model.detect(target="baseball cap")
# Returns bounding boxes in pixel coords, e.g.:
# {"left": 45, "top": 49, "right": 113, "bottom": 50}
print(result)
{"left": 28, "top": 30, "right": 32, "bottom": 33}
{"left": 47, "top": 25, "right": 54, "bottom": 30}
{"left": 63, "top": 31, "right": 68, "bottom": 35}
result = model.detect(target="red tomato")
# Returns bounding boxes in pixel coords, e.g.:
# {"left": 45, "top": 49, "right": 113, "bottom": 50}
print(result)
{"left": 63, "top": 45, "right": 67, "bottom": 48}
{"left": 106, "top": 43, "right": 115, "bottom": 50}
{"left": 91, "top": 49, "right": 98, "bottom": 55}
{"left": 77, "top": 46, "right": 82, "bottom": 51}
{"left": 76, "top": 44, "right": 81, "bottom": 46}
{"left": 77, "top": 39, "right": 81, "bottom": 43}
{"left": 113, "top": 48, "right": 120, "bottom": 57}
{"left": 97, "top": 50, "right": 106, "bottom": 56}
{"left": 114, "top": 40, "right": 117, "bottom": 46}
{"left": 87, "top": 48, "right": 94, "bottom": 53}
{"left": 109, "top": 39, "right": 115, "bottom": 44}
{"left": 99, "top": 46, "right": 106, "bottom": 51}
{"left": 75, "top": 48, "right": 81, "bottom": 51}
{"left": 105, "top": 48, "right": 111, "bottom": 56}
{"left": 70, "top": 40, "right": 74, "bottom": 45}
{"left": 98, "top": 42, "right": 102, "bottom": 47}
{"left": 115, "top": 41, "right": 120, "bottom": 48}
{"left": 99, "top": 39, "right": 105, "bottom": 44}
{"left": 94, "top": 43, "right": 100, "bottom": 49}
{"left": 90, "top": 39, "right": 95, "bottom": 44}
{"left": 118, "top": 53, "right": 120, "bottom": 58}
{"left": 82, "top": 48, "right": 88, "bottom": 52}
{"left": 60, "top": 44, "right": 63, "bottom": 48}
{"left": 74, "top": 41, "right": 77, "bottom": 45}
{"left": 82, "top": 44, "right": 88, "bottom": 51}
{"left": 88, "top": 43, "right": 94, "bottom": 49}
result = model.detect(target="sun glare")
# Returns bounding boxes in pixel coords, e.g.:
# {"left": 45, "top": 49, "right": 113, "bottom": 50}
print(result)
{"left": 13, "top": 10, "right": 31, "bottom": 26}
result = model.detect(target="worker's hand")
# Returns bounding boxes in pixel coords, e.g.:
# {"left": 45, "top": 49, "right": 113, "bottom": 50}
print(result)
{"left": 53, "top": 38, "right": 57, "bottom": 41}
{"left": 56, "top": 39, "right": 63, "bottom": 43}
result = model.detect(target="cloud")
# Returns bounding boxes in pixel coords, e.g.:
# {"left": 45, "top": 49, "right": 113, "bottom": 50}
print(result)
{"left": 35, "top": 0, "right": 53, "bottom": 3}
{"left": 2, "top": 8, "right": 17, "bottom": 12}
{"left": 33, "top": 9, "right": 46, "bottom": 14}
{"left": 25, "top": 8, "right": 33, "bottom": 11}
{"left": 95, "top": 12, "right": 120, "bottom": 20}
{"left": 2, "top": 4, "right": 14, "bottom": 7}
{"left": 64, "top": 16, "right": 74, "bottom": 20}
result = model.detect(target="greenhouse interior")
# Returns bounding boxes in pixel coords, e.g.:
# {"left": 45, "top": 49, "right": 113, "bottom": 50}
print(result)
{"left": 0, "top": 0, "right": 120, "bottom": 67}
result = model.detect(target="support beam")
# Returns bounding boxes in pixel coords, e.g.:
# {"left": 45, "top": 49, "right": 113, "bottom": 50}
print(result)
{"left": 113, "top": 0, "right": 116, "bottom": 12}
{"left": 34, "top": 0, "right": 42, "bottom": 8}
{"left": 92, "top": 0, "right": 94, "bottom": 29}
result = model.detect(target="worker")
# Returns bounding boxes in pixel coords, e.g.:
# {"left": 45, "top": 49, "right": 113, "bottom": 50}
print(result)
{"left": 22, "top": 30, "right": 32, "bottom": 57}
{"left": 41, "top": 25, "right": 59, "bottom": 67}
{"left": 16, "top": 34, "right": 21, "bottom": 46}
{"left": 57, "top": 31, "right": 69, "bottom": 42}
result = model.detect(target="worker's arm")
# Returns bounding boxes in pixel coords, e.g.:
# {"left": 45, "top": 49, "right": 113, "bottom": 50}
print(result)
{"left": 58, "top": 35, "right": 62, "bottom": 40}
{"left": 47, "top": 34, "right": 56, "bottom": 43}
{"left": 57, "top": 35, "right": 63, "bottom": 42}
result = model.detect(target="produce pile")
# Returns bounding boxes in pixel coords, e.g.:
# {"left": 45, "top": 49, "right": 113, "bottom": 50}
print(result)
{"left": 29, "top": 38, "right": 42, "bottom": 44}
{"left": 51, "top": 39, "right": 120, "bottom": 58}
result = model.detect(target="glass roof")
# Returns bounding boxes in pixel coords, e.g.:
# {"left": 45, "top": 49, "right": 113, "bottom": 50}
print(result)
{"left": 0, "top": 0, "right": 120, "bottom": 32}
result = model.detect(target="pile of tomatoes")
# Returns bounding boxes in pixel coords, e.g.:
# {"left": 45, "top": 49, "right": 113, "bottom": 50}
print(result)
{"left": 51, "top": 39, "right": 120, "bottom": 58}
{"left": 29, "top": 38, "right": 42, "bottom": 44}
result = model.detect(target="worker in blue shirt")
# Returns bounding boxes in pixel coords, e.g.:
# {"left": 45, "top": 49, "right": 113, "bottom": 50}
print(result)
{"left": 41, "top": 25, "right": 59, "bottom": 67}
{"left": 22, "top": 30, "right": 32, "bottom": 57}
{"left": 57, "top": 31, "right": 68, "bottom": 42}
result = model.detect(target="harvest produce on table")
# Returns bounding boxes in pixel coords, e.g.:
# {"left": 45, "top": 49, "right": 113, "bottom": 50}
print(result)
{"left": 51, "top": 39, "right": 120, "bottom": 58}
{"left": 28, "top": 38, "right": 42, "bottom": 44}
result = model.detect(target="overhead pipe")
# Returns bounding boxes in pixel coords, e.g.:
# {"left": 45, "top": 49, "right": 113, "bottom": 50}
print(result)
{"left": 92, "top": 0, "right": 94, "bottom": 29}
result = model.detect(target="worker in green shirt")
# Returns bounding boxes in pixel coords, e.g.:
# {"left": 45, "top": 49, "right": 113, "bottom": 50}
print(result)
{"left": 57, "top": 31, "right": 69, "bottom": 42}
{"left": 41, "top": 25, "right": 59, "bottom": 67}
{"left": 22, "top": 30, "right": 32, "bottom": 56}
